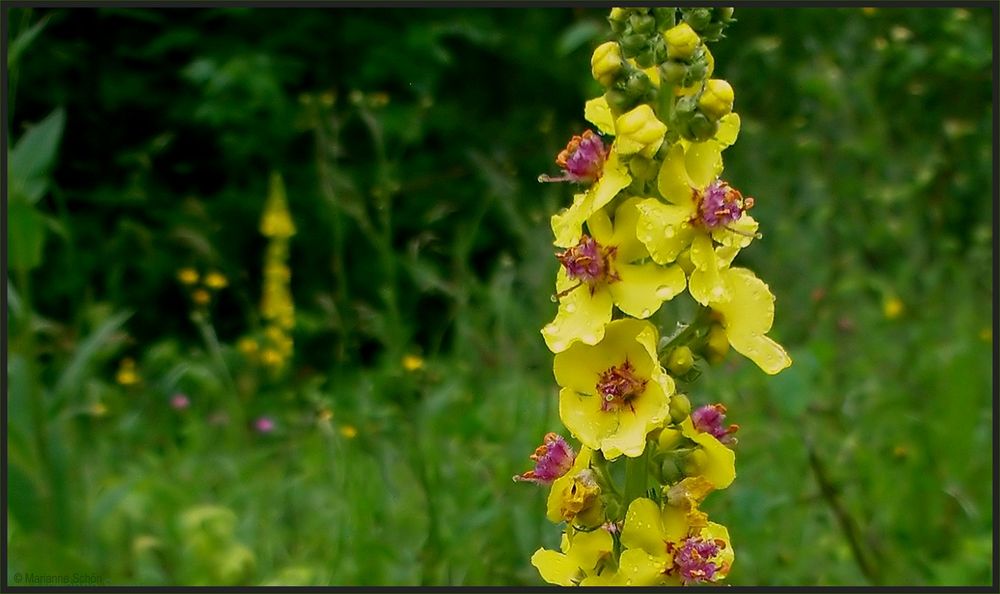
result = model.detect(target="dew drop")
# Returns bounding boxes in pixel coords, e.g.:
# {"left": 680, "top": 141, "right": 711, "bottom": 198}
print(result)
{"left": 640, "top": 308, "right": 652, "bottom": 318}
{"left": 566, "top": 303, "right": 577, "bottom": 313}
{"left": 664, "top": 227, "right": 675, "bottom": 238}
{"left": 656, "top": 286, "right": 673, "bottom": 299}
{"left": 712, "top": 286, "right": 725, "bottom": 299}
{"left": 550, "top": 294, "right": 559, "bottom": 303}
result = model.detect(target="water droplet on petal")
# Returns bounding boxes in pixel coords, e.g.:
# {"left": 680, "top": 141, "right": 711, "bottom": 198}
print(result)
{"left": 566, "top": 303, "right": 577, "bottom": 313}
{"left": 712, "top": 286, "right": 725, "bottom": 299}
{"left": 664, "top": 227, "right": 675, "bottom": 238}
{"left": 550, "top": 294, "right": 559, "bottom": 303}
{"left": 656, "top": 286, "right": 674, "bottom": 299}
{"left": 640, "top": 308, "right": 652, "bottom": 318}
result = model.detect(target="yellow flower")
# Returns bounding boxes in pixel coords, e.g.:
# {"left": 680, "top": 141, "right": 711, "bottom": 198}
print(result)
{"left": 177, "top": 268, "right": 199, "bottom": 285}
{"left": 116, "top": 358, "right": 140, "bottom": 386}
{"left": 613, "top": 105, "right": 667, "bottom": 159}
{"left": 261, "top": 173, "right": 296, "bottom": 238}
{"left": 635, "top": 140, "right": 757, "bottom": 304}
{"left": 698, "top": 79, "right": 735, "bottom": 120}
{"left": 191, "top": 288, "right": 211, "bottom": 306}
{"left": 260, "top": 348, "right": 283, "bottom": 367}
{"left": 532, "top": 528, "right": 614, "bottom": 586}
{"left": 402, "top": 354, "right": 424, "bottom": 371}
{"left": 545, "top": 447, "right": 604, "bottom": 527}
{"left": 680, "top": 417, "right": 735, "bottom": 489}
{"left": 237, "top": 337, "right": 259, "bottom": 357}
{"left": 707, "top": 267, "right": 792, "bottom": 375}
{"left": 664, "top": 23, "right": 701, "bottom": 60}
{"left": 883, "top": 296, "right": 903, "bottom": 320}
{"left": 553, "top": 319, "right": 673, "bottom": 459}
{"left": 204, "top": 271, "right": 229, "bottom": 290}
{"left": 340, "top": 425, "right": 358, "bottom": 439}
{"left": 591, "top": 41, "right": 623, "bottom": 87}
{"left": 619, "top": 497, "right": 734, "bottom": 585}
{"left": 543, "top": 199, "right": 686, "bottom": 353}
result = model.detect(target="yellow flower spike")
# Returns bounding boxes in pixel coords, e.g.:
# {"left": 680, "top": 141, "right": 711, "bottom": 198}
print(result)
{"left": 554, "top": 319, "right": 672, "bottom": 459}
{"left": 681, "top": 417, "right": 736, "bottom": 489}
{"left": 698, "top": 79, "right": 735, "bottom": 120}
{"left": 591, "top": 41, "right": 624, "bottom": 87}
{"left": 191, "top": 288, "right": 211, "bottom": 306}
{"left": 237, "top": 337, "right": 259, "bottom": 357}
{"left": 664, "top": 23, "right": 701, "bottom": 60}
{"left": 709, "top": 268, "right": 792, "bottom": 375}
{"left": 177, "top": 267, "right": 199, "bottom": 285}
{"left": 261, "top": 173, "right": 296, "bottom": 239}
{"left": 614, "top": 105, "right": 667, "bottom": 158}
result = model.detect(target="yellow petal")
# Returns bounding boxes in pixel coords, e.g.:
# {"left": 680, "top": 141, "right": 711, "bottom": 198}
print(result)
{"left": 600, "top": 381, "right": 669, "bottom": 458}
{"left": 712, "top": 268, "right": 792, "bottom": 375}
{"left": 559, "top": 387, "right": 619, "bottom": 453}
{"left": 590, "top": 149, "right": 631, "bottom": 212}
{"left": 586, "top": 207, "right": 614, "bottom": 245}
{"left": 542, "top": 270, "right": 614, "bottom": 353}
{"left": 657, "top": 144, "right": 695, "bottom": 206}
{"left": 609, "top": 197, "right": 649, "bottom": 263}
{"left": 661, "top": 504, "right": 690, "bottom": 544}
{"left": 681, "top": 418, "right": 736, "bottom": 489}
{"left": 701, "top": 522, "right": 734, "bottom": 579}
{"left": 711, "top": 213, "right": 758, "bottom": 248}
{"left": 553, "top": 318, "right": 655, "bottom": 391}
{"left": 621, "top": 498, "right": 666, "bottom": 555}
{"left": 546, "top": 448, "right": 594, "bottom": 522}
{"left": 688, "top": 234, "right": 728, "bottom": 305}
{"left": 567, "top": 529, "right": 614, "bottom": 575}
{"left": 584, "top": 96, "right": 615, "bottom": 135}
{"left": 611, "top": 262, "right": 686, "bottom": 318}
{"left": 531, "top": 548, "right": 579, "bottom": 586}
{"left": 716, "top": 112, "right": 741, "bottom": 148}
{"left": 684, "top": 140, "right": 723, "bottom": 190}
{"left": 617, "top": 548, "right": 668, "bottom": 586}
{"left": 551, "top": 193, "right": 591, "bottom": 249}
{"left": 635, "top": 198, "right": 696, "bottom": 265}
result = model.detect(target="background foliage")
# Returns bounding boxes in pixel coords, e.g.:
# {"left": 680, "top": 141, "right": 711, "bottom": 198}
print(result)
{"left": 6, "top": 6, "right": 994, "bottom": 586}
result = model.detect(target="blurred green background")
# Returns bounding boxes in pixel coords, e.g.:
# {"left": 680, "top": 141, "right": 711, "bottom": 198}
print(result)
{"left": 5, "top": 6, "right": 994, "bottom": 587}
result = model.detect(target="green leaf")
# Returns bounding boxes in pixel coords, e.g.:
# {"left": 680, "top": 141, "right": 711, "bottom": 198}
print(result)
{"left": 556, "top": 20, "right": 603, "bottom": 57}
{"left": 52, "top": 310, "right": 133, "bottom": 407}
{"left": 9, "top": 107, "right": 66, "bottom": 204}
{"left": 8, "top": 198, "right": 47, "bottom": 272}
{"left": 7, "top": 13, "right": 51, "bottom": 68}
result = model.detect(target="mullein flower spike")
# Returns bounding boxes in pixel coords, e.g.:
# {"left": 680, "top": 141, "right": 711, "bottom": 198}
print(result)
{"left": 519, "top": 7, "right": 791, "bottom": 586}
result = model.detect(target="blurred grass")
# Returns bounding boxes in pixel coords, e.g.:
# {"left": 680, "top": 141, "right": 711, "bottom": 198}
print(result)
{"left": 5, "top": 6, "right": 994, "bottom": 587}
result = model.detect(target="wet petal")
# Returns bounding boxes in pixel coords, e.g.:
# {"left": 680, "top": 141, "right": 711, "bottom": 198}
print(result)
{"left": 567, "top": 529, "right": 614, "bottom": 575}
{"left": 559, "top": 387, "right": 619, "bottom": 453}
{"left": 531, "top": 548, "right": 579, "bottom": 586}
{"left": 715, "top": 112, "right": 741, "bottom": 148}
{"left": 657, "top": 144, "right": 695, "bottom": 206}
{"left": 590, "top": 149, "right": 631, "bottom": 212}
{"left": 688, "top": 234, "right": 728, "bottom": 305}
{"left": 681, "top": 418, "right": 736, "bottom": 489}
{"left": 617, "top": 548, "right": 668, "bottom": 586}
{"left": 542, "top": 270, "right": 614, "bottom": 353}
{"left": 609, "top": 197, "right": 649, "bottom": 263}
{"left": 551, "top": 193, "right": 591, "bottom": 248}
{"left": 611, "top": 262, "right": 686, "bottom": 318}
{"left": 635, "top": 198, "right": 696, "bottom": 265}
{"left": 621, "top": 498, "right": 667, "bottom": 555}
{"left": 711, "top": 213, "right": 758, "bottom": 248}
{"left": 586, "top": 207, "right": 614, "bottom": 245}
{"left": 584, "top": 96, "right": 616, "bottom": 135}
{"left": 685, "top": 140, "right": 723, "bottom": 189}
{"left": 712, "top": 268, "right": 792, "bottom": 375}
{"left": 601, "top": 380, "right": 669, "bottom": 458}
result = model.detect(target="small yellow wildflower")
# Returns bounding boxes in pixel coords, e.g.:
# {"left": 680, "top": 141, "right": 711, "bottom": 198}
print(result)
{"left": 698, "top": 79, "right": 735, "bottom": 120}
{"left": 237, "top": 337, "right": 259, "bottom": 357}
{"left": 883, "top": 296, "right": 904, "bottom": 320}
{"left": 532, "top": 528, "right": 615, "bottom": 586}
{"left": 204, "top": 271, "right": 229, "bottom": 290}
{"left": 402, "top": 354, "right": 425, "bottom": 372}
{"left": 177, "top": 267, "right": 199, "bottom": 285}
{"left": 90, "top": 402, "right": 108, "bottom": 417}
{"left": 591, "top": 41, "right": 623, "bottom": 87}
{"left": 664, "top": 23, "right": 701, "bottom": 60}
{"left": 191, "top": 289, "right": 211, "bottom": 306}
{"left": 706, "top": 268, "right": 792, "bottom": 375}
{"left": 340, "top": 425, "right": 358, "bottom": 439}
{"left": 259, "top": 348, "right": 283, "bottom": 367}
{"left": 116, "top": 358, "right": 140, "bottom": 386}
{"left": 317, "top": 408, "right": 333, "bottom": 422}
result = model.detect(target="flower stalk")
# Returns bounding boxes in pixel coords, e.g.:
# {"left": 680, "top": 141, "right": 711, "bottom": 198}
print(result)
{"left": 517, "top": 7, "right": 792, "bottom": 586}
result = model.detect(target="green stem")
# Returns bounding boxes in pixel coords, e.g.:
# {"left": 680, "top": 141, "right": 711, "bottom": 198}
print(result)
{"left": 623, "top": 446, "right": 650, "bottom": 513}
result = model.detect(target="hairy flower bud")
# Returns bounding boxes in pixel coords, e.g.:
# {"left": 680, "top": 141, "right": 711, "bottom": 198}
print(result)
{"left": 591, "top": 41, "right": 624, "bottom": 87}
{"left": 669, "top": 392, "right": 692, "bottom": 423}
{"left": 698, "top": 79, "right": 735, "bottom": 120}
{"left": 705, "top": 325, "right": 730, "bottom": 364}
{"left": 614, "top": 104, "right": 667, "bottom": 158}
{"left": 667, "top": 345, "right": 695, "bottom": 376}
{"left": 664, "top": 23, "right": 700, "bottom": 60}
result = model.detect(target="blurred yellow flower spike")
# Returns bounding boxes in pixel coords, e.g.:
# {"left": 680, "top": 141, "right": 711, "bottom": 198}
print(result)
{"left": 177, "top": 267, "right": 199, "bottom": 285}
{"left": 260, "top": 172, "right": 296, "bottom": 239}
{"left": 204, "top": 271, "right": 229, "bottom": 290}
{"left": 402, "top": 354, "right": 425, "bottom": 371}
{"left": 340, "top": 425, "right": 358, "bottom": 439}
{"left": 883, "top": 296, "right": 904, "bottom": 320}
{"left": 116, "top": 358, "right": 140, "bottom": 386}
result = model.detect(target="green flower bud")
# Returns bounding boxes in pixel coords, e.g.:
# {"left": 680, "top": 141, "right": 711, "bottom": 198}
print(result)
{"left": 632, "top": 14, "right": 656, "bottom": 35}
{"left": 680, "top": 448, "right": 709, "bottom": 477}
{"left": 658, "top": 427, "right": 683, "bottom": 451}
{"left": 609, "top": 8, "right": 628, "bottom": 34}
{"left": 628, "top": 155, "right": 658, "bottom": 181}
{"left": 620, "top": 33, "right": 646, "bottom": 57}
{"left": 664, "top": 23, "right": 700, "bottom": 60}
{"left": 591, "top": 41, "right": 624, "bottom": 87}
{"left": 634, "top": 49, "right": 655, "bottom": 69}
{"left": 669, "top": 393, "right": 692, "bottom": 423}
{"left": 604, "top": 88, "right": 634, "bottom": 112}
{"left": 624, "top": 71, "right": 652, "bottom": 99}
{"left": 718, "top": 7, "right": 735, "bottom": 22}
{"left": 667, "top": 346, "right": 695, "bottom": 376}
{"left": 653, "top": 7, "right": 676, "bottom": 31}
{"left": 661, "top": 60, "right": 688, "bottom": 85}
{"left": 687, "top": 112, "right": 718, "bottom": 141}
{"left": 682, "top": 8, "right": 713, "bottom": 31}
{"left": 661, "top": 457, "right": 682, "bottom": 484}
